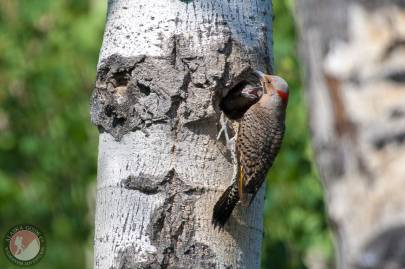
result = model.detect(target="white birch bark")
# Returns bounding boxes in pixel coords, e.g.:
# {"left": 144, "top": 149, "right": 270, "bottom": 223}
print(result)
{"left": 91, "top": 1, "right": 273, "bottom": 268}
{"left": 296, "top": 1, "right": 405, "bottom": 269}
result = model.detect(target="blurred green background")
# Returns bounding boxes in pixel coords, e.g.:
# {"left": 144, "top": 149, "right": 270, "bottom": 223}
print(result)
{"left": 0, "top": 0, "right": 333, "bottom": 268}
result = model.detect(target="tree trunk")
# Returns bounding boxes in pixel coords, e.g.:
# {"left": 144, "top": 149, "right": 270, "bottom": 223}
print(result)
{"left": 296, "top": 1, "right": 405, "bottom": 269}
{"left": 91, "top": 1, "right": 273, "bottom": 268}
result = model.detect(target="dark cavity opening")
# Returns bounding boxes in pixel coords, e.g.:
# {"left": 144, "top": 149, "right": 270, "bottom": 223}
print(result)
{"left": 137, "top": 81, "right": 151, "bottom": 96}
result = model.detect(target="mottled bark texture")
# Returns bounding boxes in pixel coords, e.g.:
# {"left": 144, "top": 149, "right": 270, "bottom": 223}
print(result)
{"left": 91, "top": 1, "right": 273, "bottom": 268}
{"left": 296, "top": 1, "right": 405, "bottom": 269}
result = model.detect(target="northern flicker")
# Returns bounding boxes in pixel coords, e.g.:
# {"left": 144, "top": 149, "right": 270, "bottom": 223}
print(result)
{"left": 212, "top": 71, "right": 289, "bottom": 227}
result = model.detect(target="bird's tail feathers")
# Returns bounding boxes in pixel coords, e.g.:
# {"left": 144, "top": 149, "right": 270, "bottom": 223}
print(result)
{"left": 212, "top": 184, "right": 239, "bottom": 228}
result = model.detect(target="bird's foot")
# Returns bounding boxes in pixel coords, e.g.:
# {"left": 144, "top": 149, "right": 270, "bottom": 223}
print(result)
{"left": 216, "top": 112, "right": 229, "bottom": 141}
{"left": 217, "top": 113, "right": 237, "bottom": 152}
{"left": 217, "top": 112, "right": 238, "bottom": 185}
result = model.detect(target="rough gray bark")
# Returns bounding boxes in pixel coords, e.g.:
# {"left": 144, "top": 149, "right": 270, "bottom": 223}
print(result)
{"left": 296, "top": 1, "right": 405, "bottom": 269}
{"left": 91, "top": 1, "right": 273, "bottom": 268}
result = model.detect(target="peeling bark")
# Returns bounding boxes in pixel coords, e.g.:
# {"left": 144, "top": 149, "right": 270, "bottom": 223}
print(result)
{"left": 296, "top": 1, "right": 405, "bottom": 269}
{"left": 91, "top": 1, "right": 273, "bottom": 268}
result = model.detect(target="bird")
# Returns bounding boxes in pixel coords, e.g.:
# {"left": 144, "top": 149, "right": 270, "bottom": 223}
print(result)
{"left": 212, "top": 71, "right": 289, "bottom": 228}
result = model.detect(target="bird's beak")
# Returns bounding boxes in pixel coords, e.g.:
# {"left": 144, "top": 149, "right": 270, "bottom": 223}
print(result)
{"left": 253, "top": 70, "right": 266, "bottom": 80}
{"left": 241, "top": 86, "right": 262, "bottom": 99}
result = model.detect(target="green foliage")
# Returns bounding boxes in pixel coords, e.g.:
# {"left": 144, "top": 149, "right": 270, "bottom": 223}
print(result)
{"left": 261, "top": 1, "right": 333, "bottom": 268}
{"left": 0, "top": 0, "right": 332, "bottom": 268}
{"left": 0, "top": 0, "right": 105, "bottom": 268}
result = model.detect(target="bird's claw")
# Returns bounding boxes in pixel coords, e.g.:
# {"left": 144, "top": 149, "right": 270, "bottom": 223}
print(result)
{"left": 217, "top": 112, "right": 229, "bottom": 141}
{"left": 217, "top": 112, "right": 239, "bottom": 185}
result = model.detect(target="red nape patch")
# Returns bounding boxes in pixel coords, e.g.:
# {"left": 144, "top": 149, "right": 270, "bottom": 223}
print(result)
{"left": 277, "top": 89, "right": 289, "bottom": 102}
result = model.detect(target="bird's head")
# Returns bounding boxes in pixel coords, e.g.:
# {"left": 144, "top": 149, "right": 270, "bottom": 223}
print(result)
{"left": 254, "top": 70, "right": 289, "bottom": 105}
{"left": 240, "top": 85, "right": 263, "bottom": 100}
